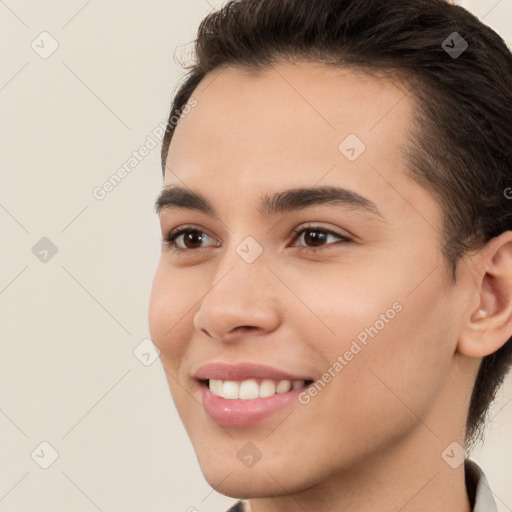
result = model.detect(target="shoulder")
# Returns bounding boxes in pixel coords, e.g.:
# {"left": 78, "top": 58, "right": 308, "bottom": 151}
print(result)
{"left": 465, "top": 459, "right": 498, "bottom": 512}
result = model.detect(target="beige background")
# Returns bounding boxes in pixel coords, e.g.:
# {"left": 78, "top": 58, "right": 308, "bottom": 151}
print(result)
{"left": 0, "top": 1, "right": 511, "bottom": 511}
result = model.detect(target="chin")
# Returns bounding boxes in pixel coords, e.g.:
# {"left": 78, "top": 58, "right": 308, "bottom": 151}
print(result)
{"left": 200, "top": 465, "right": 290, "bottom": 500}
{"left": 195, "top": 444, "right": 320, "bottom": 501}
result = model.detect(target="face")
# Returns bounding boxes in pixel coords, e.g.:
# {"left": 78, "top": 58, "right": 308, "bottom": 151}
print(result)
{"left": 148, "top": 62, "right": 470, "bottom": 499}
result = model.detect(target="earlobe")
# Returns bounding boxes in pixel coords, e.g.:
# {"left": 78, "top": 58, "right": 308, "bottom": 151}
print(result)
{"left": 458, "top": 232, "right": 512, "bottom": 359}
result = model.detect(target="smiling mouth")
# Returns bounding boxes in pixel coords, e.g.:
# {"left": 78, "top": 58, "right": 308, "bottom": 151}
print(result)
{"left": 203, "top": 378, "right": 314, "bottom": 400}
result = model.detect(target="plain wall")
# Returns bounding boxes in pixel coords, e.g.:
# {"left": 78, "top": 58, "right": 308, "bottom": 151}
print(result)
{"left": 0, "top": 1, "right": 511, "bottom": 510}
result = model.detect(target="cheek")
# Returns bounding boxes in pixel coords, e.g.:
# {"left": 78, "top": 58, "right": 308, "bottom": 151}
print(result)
{"left": 328, "top": 276, "right": 452, "bottom": 434}
{"left": 280, "top": 260, "right": 403, "bottom": 345}
{"left": 148, "top": 263, "right": 197, "bottom": 364}
{"left": 288, "top": 257, "right": 454, "bottom": 415}
{"left": 148, "top": 265, "right": 202, "bottom": 424}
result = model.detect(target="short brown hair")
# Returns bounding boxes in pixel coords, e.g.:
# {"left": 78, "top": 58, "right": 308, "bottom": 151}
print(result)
{"left": 160, "top": 0, "right": 512, "bottom": 451}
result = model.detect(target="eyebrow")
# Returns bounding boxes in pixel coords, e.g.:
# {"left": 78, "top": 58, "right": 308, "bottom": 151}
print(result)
{"left": 154, "top": 185, "right": 383, "bottom": 218}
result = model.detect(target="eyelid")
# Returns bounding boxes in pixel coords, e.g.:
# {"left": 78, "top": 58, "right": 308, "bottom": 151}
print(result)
{"left": 291, "top": 222, "right": 353, "bottom": 239}
{"left": 290, "top": 224, "right": 353, "bottom": 250}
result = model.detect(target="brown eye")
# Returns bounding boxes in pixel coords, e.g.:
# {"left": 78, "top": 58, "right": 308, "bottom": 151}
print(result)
{"left": 179, "top": 230, "right": 206, "bottom": 249}
{"left": 292, "top": 227, "right": 352, "bottom": 250}
{"left": 162, "top": 227, "right": 219, "bottom": 252}
{"left": 302, "top": 229, "right": 330, "bottom": 247}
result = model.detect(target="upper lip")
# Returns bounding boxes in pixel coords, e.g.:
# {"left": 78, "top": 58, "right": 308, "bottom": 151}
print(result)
{"left": 194, "top": 362, "right": 312, "bottom": 382}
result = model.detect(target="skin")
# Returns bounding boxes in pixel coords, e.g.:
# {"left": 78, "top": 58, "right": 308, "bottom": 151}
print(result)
{"left": 148, "top": 61, "right": 512, "bottom": 512}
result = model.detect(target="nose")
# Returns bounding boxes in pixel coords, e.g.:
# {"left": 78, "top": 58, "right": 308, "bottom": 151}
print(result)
{"left": 193, "top": 257, "right": 281, "bottom": 343}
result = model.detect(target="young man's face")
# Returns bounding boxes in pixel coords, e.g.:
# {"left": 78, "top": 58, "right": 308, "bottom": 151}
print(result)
{"left": 148, "top": 62, "right": 476, "bottom": 499}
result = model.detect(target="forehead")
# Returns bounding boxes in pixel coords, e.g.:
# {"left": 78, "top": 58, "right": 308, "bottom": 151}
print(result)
{"left": 165, "top": 61, "right": 434, "bottom": 222}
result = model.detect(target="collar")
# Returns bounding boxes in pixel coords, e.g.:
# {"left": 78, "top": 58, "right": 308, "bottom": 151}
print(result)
{"left": 465, "top": 459, "right": 498, "bottom": 512}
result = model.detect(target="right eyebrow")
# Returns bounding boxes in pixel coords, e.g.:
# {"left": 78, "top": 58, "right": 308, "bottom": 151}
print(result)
{"left": 154, "top": 186, "right": 214, "bottom": 215}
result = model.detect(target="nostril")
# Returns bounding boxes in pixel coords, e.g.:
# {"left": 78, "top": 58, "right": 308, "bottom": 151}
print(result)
{"left": 234, "top": 326, "right": 257, "bottom": 334}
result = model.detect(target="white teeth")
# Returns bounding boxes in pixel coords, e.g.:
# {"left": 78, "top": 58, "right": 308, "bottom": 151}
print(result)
{"left": 222, "top": 381, "right": 239, "bottom": 399}
{"left": 258, "top": 379, "right": 276, "bottom": 398}
{"left": 276, "top": 380, "right": 292, "bottom": 393}
{"left": 209, "top": 379, "right": 221, "bottom": 396}
{"left": 208, "top": 378, "right": 306, "bottom": 399}
{"left": 239, "top": 379, "right": 259, "bottom": 399}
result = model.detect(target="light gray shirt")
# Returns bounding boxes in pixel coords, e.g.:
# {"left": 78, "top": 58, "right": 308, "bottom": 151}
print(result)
{"left": 226, "top": 459, "right": 498, "bottom": 511}
{"left": 465, "top": 459, "right": 498, "bottom": 512}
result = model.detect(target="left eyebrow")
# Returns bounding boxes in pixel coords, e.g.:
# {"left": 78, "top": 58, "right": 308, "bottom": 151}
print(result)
{"left": 154, "top": 185, "right": 384, "bottom": 218}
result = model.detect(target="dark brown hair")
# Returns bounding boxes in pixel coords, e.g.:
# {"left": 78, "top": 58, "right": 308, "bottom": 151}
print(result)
{"left": 160, "top": 0, "right": 512, "bottom": 451}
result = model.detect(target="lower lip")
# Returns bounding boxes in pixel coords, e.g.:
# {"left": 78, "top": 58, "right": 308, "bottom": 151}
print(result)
{"left": 200, "top": 383, "right": 307, "bottom": 427}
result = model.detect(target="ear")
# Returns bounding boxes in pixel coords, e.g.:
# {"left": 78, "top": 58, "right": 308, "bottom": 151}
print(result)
{"left": 457, "top": 231, "right": 512, "bottom": 358}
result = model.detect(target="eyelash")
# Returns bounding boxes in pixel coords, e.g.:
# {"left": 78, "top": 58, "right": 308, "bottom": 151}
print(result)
{"left": 161, "top": 225, "right": 352, "bottom": 254}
